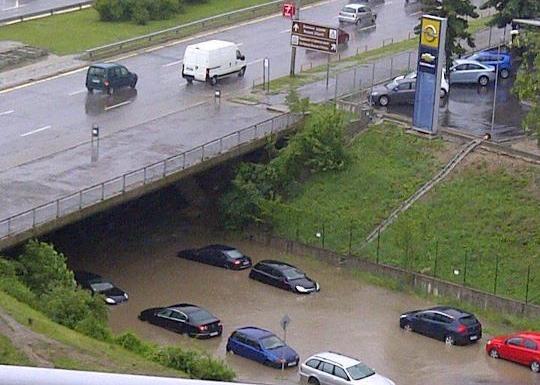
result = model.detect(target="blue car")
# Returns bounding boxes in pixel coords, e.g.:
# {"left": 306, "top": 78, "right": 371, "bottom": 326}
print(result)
{"left": 466, "top": 50, "right": 512, "bottom": 79}
{"left": 226, "top": 327, "right": 299, "bottom": 368}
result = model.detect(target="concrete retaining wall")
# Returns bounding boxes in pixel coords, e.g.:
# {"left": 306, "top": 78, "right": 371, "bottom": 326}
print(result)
{"left": 249, "top": 232, "right": 540, "bottom": 320}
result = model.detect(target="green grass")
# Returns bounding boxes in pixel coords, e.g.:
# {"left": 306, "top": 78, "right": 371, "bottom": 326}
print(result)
{"left": 0, "top": 291, "right": 185, "bottom": 376}
{"left": 0, "top": 334, "right": 32, "bottom": 365}
{"left": 364, "top": 158, "right": 540, "bottom": 305}
{"left": 0, "top": 0, "right": 291, "bottom": 55}
{"left": 265, "top": 123, "right": 446, "bottom": 253}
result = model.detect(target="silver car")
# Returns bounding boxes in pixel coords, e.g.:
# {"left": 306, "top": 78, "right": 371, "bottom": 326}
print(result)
{"left": 299, "top": 352, "right": 396, "bottom": 385}
{"left": 338, "top": 4, "right": 376, "bottom": 25}
{"left": 449, "top": 59, "right": 496, "bottom": 86}
{"left": 369, "top": 78, "right": 416, "bottom": 106}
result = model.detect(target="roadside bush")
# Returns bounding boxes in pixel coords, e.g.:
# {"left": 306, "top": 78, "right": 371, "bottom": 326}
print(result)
{"left": 95, "top": 0, "right": 184, "bottom": 23}
{"left": 75, "top": 316, "right": 113, "bottom": 342}
{"left": 17, "top": 240, "right": 75, "bottom": 296}
{"left": 132, "top": 1, "right": 150, "bottom": 25}
{"left": 115, "top": 332, "right": 154, "bottom": 357}
{"left": 95, "top": 0, "right": 127, "bottom": 21}
{"left": 0, "top": 257, "right": 37, "bottom": 307}
{"left": 190, "top": 354, "right": 235, "bottom": 381}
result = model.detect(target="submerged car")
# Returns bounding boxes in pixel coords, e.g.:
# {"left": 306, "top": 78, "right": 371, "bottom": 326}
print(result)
{"left": 486, "top": 332, "right": 540, "bottom": 372}
{"left": 449, "top": 59, "right": 495, "bottom": 86}
{"left": 226, "top": 326, "right": 299, "bottom": 368}
{"left": 85, "top": 63, "right": 138, "bottom": 95}
{"left": 465, "top": 50, "right": 512, "bottom": 79}
{"left": 299, "top": 351, "right": 396, "bottom": 385}
{"left": 338, "top": 4, "right": 376, "bottom": 25}
{"left": 74, "top": 271, "right": 128, "bottom": 305}
{"left": 177, "top": 244, "right": 252, "bottom": 270}
{"left": 249, "top": 260, "right": 320, "bottom": 294}
{"left": 138, "top": 303, "right": 222, "bottom": 338}
{"left": 399, "top": 306, "right": 482, "bottom": 345}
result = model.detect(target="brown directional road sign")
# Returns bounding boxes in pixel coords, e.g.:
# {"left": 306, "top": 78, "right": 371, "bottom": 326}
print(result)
{"left": 290, "top": 21, "right": 338, "bottom": 54}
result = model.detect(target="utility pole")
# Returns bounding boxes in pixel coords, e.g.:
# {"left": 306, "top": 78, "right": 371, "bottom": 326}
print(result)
{"left": 289, "top": 0, "right": 301, "bottom": 77}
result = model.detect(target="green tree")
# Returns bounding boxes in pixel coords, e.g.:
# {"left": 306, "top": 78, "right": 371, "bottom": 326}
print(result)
{"left": 419, "top": 0, "right": 479, "bottom": 69}
{"left": 17, "top": 240, "right": 75, "bottom": 296}
{"left": 513, "top": 31, "right": 540, "bottom": 145}
{"left": 480, "top": 0, "right": 539, "bottom": 28}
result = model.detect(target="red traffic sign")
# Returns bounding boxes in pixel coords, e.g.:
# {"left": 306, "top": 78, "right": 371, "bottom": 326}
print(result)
{"left": 290, "top": 21, "right": 338, "bottom": 54}
{"left": 282, "top": 2, "right": 296, "bottom": 18}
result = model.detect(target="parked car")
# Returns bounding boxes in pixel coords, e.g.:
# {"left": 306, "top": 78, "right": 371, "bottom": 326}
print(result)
{"left": 338, "top": 29, "right": 350, "bottom": 46}
{"left": 486, "top": 332, "right": 540, "bottom": 372}
{"left": 338, "top": 4, "right": 376, "bottom": 25}
{"left": 226, "top": 326, "right": 299, "bottom": 368}
{"left": 177, "top": 244, "right": 252, "bottom": 270}
{"left": 299, "top": 351, "right": 396, "bottom": 385}
{"left": 369, "top": 78, "right": 416, "bottom": 106}
{"left": 138, "top": 303, "right": 222, "bottom": 338}
{"left": 348, "top": 0, "right": 384, "bottom": 5}
{"left": 182, "top": 40, "right": 246, "bottom": 86}
{"left": 249, "top": 260, "right": 320, "bottom": 294}
{"left": 74, "top": 271, "right": 128, "bottom": 305}
{"left": 465, "top": 50, "right": 512, "bottom": 79}
{"left": 394, "top": 69, "right": 449, "bottom": 98}
{"left": 448, "top": 59, "right": 496, "bottom": 86}
{"left": 86, "top": 63, "right": 138, "bottom": 95}
{"left": 399, "top": 306, "right": 482, "bottom": 345}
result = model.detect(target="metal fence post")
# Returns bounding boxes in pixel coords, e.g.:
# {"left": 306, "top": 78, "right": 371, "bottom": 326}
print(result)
{"left": 122, "top": 175, "right": 126, "bottom": 193}
{"left": 254, "top": 124, "right": 258, "bottom": 139}
{"left": 493, "top": 254, "right": 500, "bottom": 294}
{"left": 390, "top": 56, "right": 394, "bottom": 78}
{"left": 348, "top": 221, "right": 353, "bottom": 256}
{"left": 271, "top": 116, "right": 275, "bottom": 134}
{"left": 143, "top": 167, "right": 147, "bottom": 184}
{"left": 163, "top": 160, "right": 167, "bottom": 177}
{"left": 32, "top": 210, "right": 36, "bottom": 227}
{"left": 79, "top": 191, "right": 83, "bottom": 209}
{"left": 237, "top": 131, "right": 241, "bottom": 146}
{"left": 463, "top": 250, "right": 468, "bottom": 285}
{"left": 321, "top": 221, "right": 325, "bottom": 249}
{"left": 219, "top": 138, "right": 223, "bottom": 153}
{"left": 433, "top": 240, "right": 439, "bottom": 278}
{"left": 353, "top": 68, "right": 357, "bottom": 90}
{"left": 101, "top": 183, "right": 105, "bottom": 200}
{"left": 201, "top": 145, "right": 205, "bottom": 161}
{"left": 407, "top": 51, "right": 412, "bottom": 72}
{"left": 525, "top": 264, "right": 531, "bottom": 304}
{"left": 376, "top": 229, "right": 381, "bottom": 264}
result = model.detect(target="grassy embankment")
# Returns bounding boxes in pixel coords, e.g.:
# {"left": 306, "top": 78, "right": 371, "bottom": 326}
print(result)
{"left": 0, "top": 0, "right": 312, "bottom": 55}
{"left": 265, "top": 123, "right": 540, "bottom": 306}
{"left": 0, "top": 290, "right": 186, "bottom": 374}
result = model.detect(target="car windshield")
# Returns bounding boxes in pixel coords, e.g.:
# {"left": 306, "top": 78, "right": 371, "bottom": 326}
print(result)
{"left": 90, "top": 281, "right": 114, "bottom": 292}
{"left": 459, "top": 315, "right": 477, "bottom": 326}
{"left": 283, "top": 268, "right": 305, "bottom": 280}
{"left": 385, "top": 81, "right": 397, "bottom": 89}
{"left": 189, "top": 309, "right": 213, "bottom": 323}
{"left": 347, "top": 363, "right": 375, "bottom": 380}
{"left": 342, "top": 6, "right": 356, "bottom": 13}
{"left": 89, "top": 67, "right": 106, "bottom": 77}
{"left": 405, "top": 72, "right": 417, "bottom": 79}
{"left": 260, "top": 335, "right": 285, "bottom": 349}
{"left": 224, "top": 249, "right": 244, "bottom": 259}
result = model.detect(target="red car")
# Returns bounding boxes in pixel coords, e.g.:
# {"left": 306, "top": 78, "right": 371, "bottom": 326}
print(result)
{"left": 486, "top": 332, "right": 540, "bottom": 372}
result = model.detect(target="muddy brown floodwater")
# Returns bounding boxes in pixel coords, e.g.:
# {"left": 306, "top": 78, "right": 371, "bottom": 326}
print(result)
{"left": 56, "top": 218, "right": 539, "bottom": 385}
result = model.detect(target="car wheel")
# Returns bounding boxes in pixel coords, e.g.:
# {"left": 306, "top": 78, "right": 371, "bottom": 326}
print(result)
{"left": 488, "top": 348, "right": 499, "bottom": 359}
{"left": 226, "top": 345, "right": 232, "bottom": 353}
{"left": 531, "top": 361, "right": 540, "bottom": 373}
{"left": 478, "top": 75, "right": 489, "bottom": 86}
{"left": 86, "top": 87, "right": 93, "bottom": 93}
{"left": 499, "top": 69, "right": 510, "bottom": 79}
{"left": 440, "top": 88, "right": 447, "bottom": 98}
{"left": 238, "top": 66, "right": 246, "bottom": 77}
{"left": 444, "top": 335, "right": 455, "bottom": 345}
{"left": 378, "top": 95, "right": 390, "bottom": 106}
{"left": 186, "top": 77, "right": 193, "bottom": 85}
{"left": 210, "top": 76, "right": 218, "bottom": 86}
{"left": 130, "top": 78, "right": 137, "bottom": 88}
{"left": 308, "top": 377, "right": 320, "bottom": 385}
{"left": 403, "top": 322, "right": 413, "bottom": 332}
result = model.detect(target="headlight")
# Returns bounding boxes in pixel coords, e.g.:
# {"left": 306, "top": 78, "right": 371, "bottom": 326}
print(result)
{"left": 399, "top": 314, "right": 407, "bottom": 318}
{"left": 295, "top": 285, "right": 309, "bottom": 293}
{"left": 105, "top": 297, "right": 116, "bottom": 304}
{"left": 487, "top": 340, "right": 491, "bottom": 345}
{"left": 315, "top": 282, "right": 320, "bottom": 291}
{"left": 124, "top": 293, "right": 129, "bottom": 299}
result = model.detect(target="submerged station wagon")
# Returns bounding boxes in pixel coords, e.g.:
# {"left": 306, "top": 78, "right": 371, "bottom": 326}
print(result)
{"left": 86, "top": 63, "right": 138, "bottom": 95}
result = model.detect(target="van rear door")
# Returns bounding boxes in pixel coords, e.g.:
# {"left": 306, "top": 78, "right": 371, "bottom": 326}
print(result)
{"left": 183, "top": 47, "right": 208, "bottom": 82}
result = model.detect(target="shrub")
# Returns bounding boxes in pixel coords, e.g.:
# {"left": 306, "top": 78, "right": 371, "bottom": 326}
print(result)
{"left": 132, "top": 1, "right": 150, "bottom": 25}
{"left": 95, "top": 0, "right": 128, "bottom": 21}
{"left": 17, "top": 240, "right": 75, "bottom": 296}
{"left": 190, "top": 354, "right": 235, "bottom": 381}
{"left": 95, "top": 0, "right": 184, "bottom": 23}
{"left": 75, "top": 316, "right": 112, "bottom": 342}
{"left": 0, "top": 276, "right": 37, "bottom": 307}
{"left": 115, "top": 332, "right": 154, "bottom": 357}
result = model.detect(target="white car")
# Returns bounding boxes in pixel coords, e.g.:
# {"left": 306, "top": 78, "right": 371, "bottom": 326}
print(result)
{"left": 338, "top": 4, "right": 376, "bottom": 25}
{"left": 299, "top": 352, "right": 396, "bottom": 385}
{"left": 394, "top": 69, "right": 449, "bottom": 98}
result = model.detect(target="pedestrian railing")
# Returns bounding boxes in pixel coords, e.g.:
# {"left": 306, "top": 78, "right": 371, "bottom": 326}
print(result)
{"left": 0, "top": 113, "right": 302, "bottom": 241}
{"left": 0, "top": 1, "right": 93, "bottom": 25}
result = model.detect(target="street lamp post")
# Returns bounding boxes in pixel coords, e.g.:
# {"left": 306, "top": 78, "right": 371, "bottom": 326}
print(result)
{"left": 490, "top": 38, "right": 503, "bottom": 136}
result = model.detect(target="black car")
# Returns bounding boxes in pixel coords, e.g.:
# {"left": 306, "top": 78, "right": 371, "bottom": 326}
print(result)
{"left": 177, "top": 244, "right": 252, "bottom": 270}
{"left": 86, "top": 63, "right": 138, "bottom": 95}
{"left": 138, "top": 303, "right": 223, "bottom": 338}
{"left": 399, "top": 306, "right": 482, "bottom": 345}
{"left": 74, "top": 271, "right": 128, "bottom": 305}
{"left": 249, "top": 260, "right": 320, "bottom": 294}
{"left": 369, "top": 78, "right": 416, "bottom": 106}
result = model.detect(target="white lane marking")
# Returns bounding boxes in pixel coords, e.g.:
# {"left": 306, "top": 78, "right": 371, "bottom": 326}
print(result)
{"left": 247, "top": 58, "right": 264, "bottom": 66}
{"left": 0, "top": 66, "right": 87, "bottom": 94}
{"left": 21, "top": 125, "right": 51, "bottom": 137}
{"left": 280, "top": 28, "right": 291, "bottom": 33}
{"left": 0, "top": 110, "right": 14, "bottom": 116}
{"left": 410, "top": 11, "right": 423, "bottom": 16}
{"left": 68, "top": 89, "right": 86, "bottom": 96}
{"left": 104, "top": 100, "right": 132, "bottom": 111}
{"left": 162, "top": 59, "right": 183, "bottom": 67}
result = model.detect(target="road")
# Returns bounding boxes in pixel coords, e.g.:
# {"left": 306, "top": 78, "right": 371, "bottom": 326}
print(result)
{"left": 44, "top": 198, "right": 539, "bottom": 385}
{"left": 0, "top": 0, "right": 421, "bottom": 171}
{"left": 0, "top": 0, "right": 88, "bottom": 21}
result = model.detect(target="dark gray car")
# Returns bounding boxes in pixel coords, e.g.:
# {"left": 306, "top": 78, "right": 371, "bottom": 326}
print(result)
{"left": 369, "top": 78, "right": 416, "bottom": 106}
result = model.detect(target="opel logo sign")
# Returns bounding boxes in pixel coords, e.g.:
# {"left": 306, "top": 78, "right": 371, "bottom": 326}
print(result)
{"left": 422, "top": 24, "right": 438, "bottom": 43}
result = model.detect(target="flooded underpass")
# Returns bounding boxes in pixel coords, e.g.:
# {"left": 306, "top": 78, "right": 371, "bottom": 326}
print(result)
{"left": 45, "top": 183, "right": 539, "bottom": 385}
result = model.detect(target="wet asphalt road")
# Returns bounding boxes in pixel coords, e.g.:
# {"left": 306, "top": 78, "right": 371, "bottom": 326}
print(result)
{"left": 0, "top": 0, "right": 421, "bottom": 170}
{"left": 0, "top": 0, "right": 86, "bottom": 21}
{"left": 47, "top": 203, "right": 540, "bottom": 385}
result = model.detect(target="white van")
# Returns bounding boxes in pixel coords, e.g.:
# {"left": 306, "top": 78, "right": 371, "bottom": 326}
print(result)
{"left": 182, "top": 40, "right": 247, "bottom": 86}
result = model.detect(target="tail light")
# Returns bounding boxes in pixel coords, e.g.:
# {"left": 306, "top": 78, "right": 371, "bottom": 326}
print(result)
{"left": 457, "top": 324, "right": 467, "bottom": 334}
{"left": 198, "top": 325, "right": 208, "bottom": 332}
{"left": 104, "top": 80, "right": 109, "bottom": 87}
{"left": 233, "top": 260, "right": 241, "bottom": 265}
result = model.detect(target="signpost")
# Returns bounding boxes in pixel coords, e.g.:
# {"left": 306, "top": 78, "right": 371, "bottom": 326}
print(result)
{"left": 280, "top": 314, "right": 291, "bottom": 372}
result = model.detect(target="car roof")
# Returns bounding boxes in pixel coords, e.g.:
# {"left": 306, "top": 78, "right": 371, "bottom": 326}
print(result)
{"left": 309, "top": 352, "right": 362, "bottom": 368}
{"left": 343, "top": 3, "right": 369, "bottom": 9}
{"left": 517, "top": 332, "right": 540, "bottom": 342}
{"left": 256, "top": 260, "right": 296, "bottom": 270}
{"left": 453, "top": 59, "right": 490, "bottom": 67}
{"left": 205, "top": 244, "right": 236, "bottom": 251}
{"left": 235, "top": 326, "right": 274, "bottom": 339}
{"left": 74, "top": 271, "right": 102, "bottom": 281}
{"left": 167, "top": 303, "right": 202, "bottom": 313}
{"left": 89, "top": 63, "right": 120, "bottom": 69}
{"left": 425, "top": 306, "right": 471, "bottom": 318}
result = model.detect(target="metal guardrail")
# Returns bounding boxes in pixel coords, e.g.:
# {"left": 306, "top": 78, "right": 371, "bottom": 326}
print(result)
{"left": 0, "top": 1, "right": 93, "bottom": 25}
{"left": 0, "top": 113, "right": 301, "bottom": 241}
{"left": 84, "top": 0, "right": 285, "bottom": 59}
